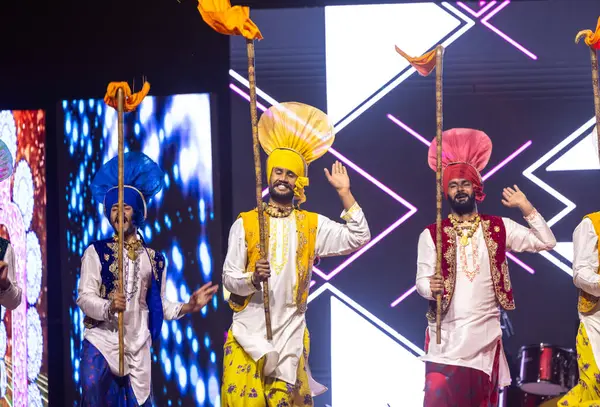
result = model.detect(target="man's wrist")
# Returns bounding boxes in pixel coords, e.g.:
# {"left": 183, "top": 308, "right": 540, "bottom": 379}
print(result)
{"left": 519, "top": 200, "right": 535, "bottom": 217}
{"left": 337, "top": 187, "right": 351, "bottom": 197}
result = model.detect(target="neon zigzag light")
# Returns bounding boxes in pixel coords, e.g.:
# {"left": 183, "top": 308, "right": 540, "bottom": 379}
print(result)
{"left": 308, "top": 283, "right": 424, "bottom": 356}
{"left": 456, "top": 1, "right": 538, "bottom": 60}
{"left": 333, "top": 2, "right": 475, "bottom": 134}
{"left": 521, "top": 117, "right": 596, "bottom": 276}
{"left": 387, "top": 114, "right": 535, "bottom": 307}
{"left": 230, "top": 76, "right": 418, "bottom": 282}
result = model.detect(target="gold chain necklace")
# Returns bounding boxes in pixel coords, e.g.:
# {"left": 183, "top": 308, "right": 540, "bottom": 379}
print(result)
{"left": 448, "top": 214, "right": 481, "bottom": 247}
{"left": 263, "top": 202, "right": 294, "bottom": 218}
{"left": 113, "top": 235, "right": 143, "bottom": 261}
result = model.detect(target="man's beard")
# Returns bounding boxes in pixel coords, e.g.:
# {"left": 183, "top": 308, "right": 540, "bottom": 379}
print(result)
{"left": 110, "top": 215, "right": 137, "bottom": 235}
{"left": 448, "top": 192, "right": 476, "bottom": 215}
{"left": 268, "top": 181, "right": 294, "bottom": 204}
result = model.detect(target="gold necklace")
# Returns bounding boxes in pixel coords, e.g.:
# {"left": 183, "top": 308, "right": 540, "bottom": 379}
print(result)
{"left": 113, "top": 235, "right": 143, "bottom": 261}
{"left": 449, "top": 214, "right": 481, "bottom": 247}
{"left": 263, "top": 202, "right": 294, "bottom": 218}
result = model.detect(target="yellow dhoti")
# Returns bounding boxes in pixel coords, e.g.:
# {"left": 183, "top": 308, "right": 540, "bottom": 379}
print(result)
{"left": 559, "top": 323, "right": 600, "bottom": 406}
{"left": 221, "top": 327, "right": 314, "bottom": 407}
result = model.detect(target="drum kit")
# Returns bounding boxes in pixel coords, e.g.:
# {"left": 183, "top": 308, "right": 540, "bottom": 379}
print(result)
{"left": 500, "top": 343, "right": 578, "bottom": 406}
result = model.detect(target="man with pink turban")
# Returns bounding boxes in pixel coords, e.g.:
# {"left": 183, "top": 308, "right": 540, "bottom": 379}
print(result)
{"left": 415, "top": 128, "right": 557, "bottom": 406}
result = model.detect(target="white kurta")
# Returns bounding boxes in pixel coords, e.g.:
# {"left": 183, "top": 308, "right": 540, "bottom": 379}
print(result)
{"left": 77, "top": 240, "right": 184, "bottom": 405}
{"left": 222, "top": 203, "right": 370, "bottom": 395}
{"left": 572, "top": 217, "right": 600, "bottom": 365}
{"left": 0, "top": 243, "right": 22, "bottom": 310}
{"left": 416, "top": 211, "right": 556, "bottom": 388}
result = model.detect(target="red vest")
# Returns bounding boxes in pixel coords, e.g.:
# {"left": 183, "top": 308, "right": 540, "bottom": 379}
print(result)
{"left": 425, "top": 214, "right": 515, "bottom": 322}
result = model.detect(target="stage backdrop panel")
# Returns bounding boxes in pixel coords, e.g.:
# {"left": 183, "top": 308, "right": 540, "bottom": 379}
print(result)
{"left": 58, "top": 93, "right": 224, "bottom": 406}
{"left": 229, "top": 2, "right": 600, "bottom": 405}
{"left": 0, "top": 109, "right": 48, "bottom": 407}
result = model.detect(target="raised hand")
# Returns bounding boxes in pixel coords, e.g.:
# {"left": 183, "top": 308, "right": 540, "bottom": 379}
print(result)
{"left": 501, "top": 185, "right": 528, "bottom": 209}
{"left": 324, "top": 161, "right": 350, "bottom": 192}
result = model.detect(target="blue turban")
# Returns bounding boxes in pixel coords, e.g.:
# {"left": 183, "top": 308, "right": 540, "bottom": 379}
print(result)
{"left": 91, "top": 152, "right": 164, "bottom": 227}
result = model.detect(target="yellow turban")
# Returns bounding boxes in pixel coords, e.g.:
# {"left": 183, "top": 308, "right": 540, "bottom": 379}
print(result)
{"left": 258, "top": 102, "right": 335, "bottom": 205}
{"left": 266, "top": 148, "right": 309, "bottom": 204}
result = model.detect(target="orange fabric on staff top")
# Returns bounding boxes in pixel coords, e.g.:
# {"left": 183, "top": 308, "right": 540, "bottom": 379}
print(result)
{"left": 576, "top": 16, "right": 600, "bottom": 49}
{"left": 395, "top": 46, "right": 437, "bottom": 77}
{"left": 198, "top": 0, "right": 262, "bottom": 40}
{"left": 103, "top": 82, "right": 150, "bottom": 112}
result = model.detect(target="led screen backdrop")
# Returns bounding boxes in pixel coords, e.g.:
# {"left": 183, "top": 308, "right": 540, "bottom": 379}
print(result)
{"left": 229, "top": 2, "right": 600, "bottom": 405}
{"left": 58, "top": 93, "right": 223, "bottom": 406}
{"left": 0, "top": 109, "right": 48, "bottom": 407}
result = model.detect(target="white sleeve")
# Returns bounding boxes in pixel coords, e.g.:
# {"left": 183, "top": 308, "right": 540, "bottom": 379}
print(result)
{"left": 416, "top": 229, "right": 435, "bottom": 301}
{"left": 504, "top": 210, "right": 557, "bottom": 253}
{"left": 315, "top": 203, "right": 371, "bottom": 257}
{"left": 572, "top": 218, "right": 600, "bottom": 296}
{"left": 76, "top": 245, "right": 112, "bottom": 321}
{"left": 222, "top": 218, "right": 258, "bottom": 297}
{"left": 161, "top": 261, "right": 185, "bottom": 321}
{"left": 0, "top": 244, "right": 22, "bottom": 310}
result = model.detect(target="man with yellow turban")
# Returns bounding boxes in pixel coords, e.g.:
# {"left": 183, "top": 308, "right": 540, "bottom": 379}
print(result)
{"left": 221, "top": 102, "right": 371, "bottom": 406}
{"left": 559, "top": 129, "right": 600, "bottom": 406}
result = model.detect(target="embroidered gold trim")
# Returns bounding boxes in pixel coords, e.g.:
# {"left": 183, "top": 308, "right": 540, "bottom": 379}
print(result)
{"left": 269, "top": 217, "right": 291, "bottom": 275}
{"left": 481, "top": 219, "right": 515, "bottom": 310}
{"left": 341, "top": 202, "right": 361, "bottom": 222}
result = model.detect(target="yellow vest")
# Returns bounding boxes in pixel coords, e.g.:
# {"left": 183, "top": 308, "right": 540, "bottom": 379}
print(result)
{"left": 578, "top": 212, "right": 600, "bottom": 313}
{"left": 228, "top": 208, "right": 319, "bottom": 313}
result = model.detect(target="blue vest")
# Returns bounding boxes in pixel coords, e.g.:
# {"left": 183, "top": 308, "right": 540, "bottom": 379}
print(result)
{"left": 82, "top": 238, "right": 165, "bottom": 342}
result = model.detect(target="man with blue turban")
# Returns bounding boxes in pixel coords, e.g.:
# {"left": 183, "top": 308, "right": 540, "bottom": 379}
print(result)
{"left": 77, "top": 151, "right": 218, "bottom": 406}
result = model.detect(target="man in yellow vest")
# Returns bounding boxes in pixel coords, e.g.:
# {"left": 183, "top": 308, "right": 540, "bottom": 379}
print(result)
{"left": 559, "top": 210, "right": 600, "bottom": 405}
{"left": 221, "top": 102, "right": 371, "bottom": 406}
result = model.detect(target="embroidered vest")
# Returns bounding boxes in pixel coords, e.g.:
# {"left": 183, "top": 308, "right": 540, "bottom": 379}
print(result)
{"left": 425, "top": 214, "right": 515, "bottom": 322}
{"left": 0, "top": 238, "right": 9, "bottom": 261}
{"left": 229, "top": 208, "right": 318, "bottom": 314}
{"left": 82, "top": 238, "right": 165, "bottom": 342}
{"left": 578, "top": 212, "right": 600, "bottom": 313}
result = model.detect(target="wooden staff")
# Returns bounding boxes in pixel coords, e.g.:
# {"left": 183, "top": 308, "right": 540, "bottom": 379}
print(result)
{"left": 116, "top": 87, "right": 126, "bottom": 375}
{"left": 247, "top": 39, "right": 273, "bottom": 341}
{"left": 434, "top": 45, "right": 445, "bottom": 345}
{"left": 590, "top": 47, "right": 600, "bottom": 158}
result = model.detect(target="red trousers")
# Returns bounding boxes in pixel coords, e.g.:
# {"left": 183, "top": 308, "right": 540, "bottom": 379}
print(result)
{"left": 423, "top": 330, "right": 501, "bottom": 407}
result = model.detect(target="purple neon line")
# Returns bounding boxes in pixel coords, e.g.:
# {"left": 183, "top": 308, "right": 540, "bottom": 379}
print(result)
{"left": 390, "top": 286, "right": 417, "bottom": 307}
{"left": 388, "top": 114, "right": 532, "bottom": 183}
{"left": 456, "top": 1, "right": 537, "bottom": 60}
{"left": 314, "top": 211, "right": 417, "bottom": 281}
{"left": 506, "top": 252, "right": 534, "bottom": 274}
{"left": 481, "top": 1, "right": 538, "bottom": 60}
{"left": 387, "top": 114, "right": 430, "bottom": 146}
{"left": 482, "top": 140, "right": 532, "bottom": 181}
{"left": 231, "top": 88, "right": 417, "bottom": 209}
{"left": 230, "top": 83, "right": 268, "bottom": 111}
{"left": 457, "top": 1, "right": 497, "bottom": 18}
{"left": 230, "top": 81, "right": 419, "bottom": 281}
{"left": 310, "top": 280, "right": 316, "bottom": 288}
{"left": 263, "top": 146, "right": 417, "bottom": 207}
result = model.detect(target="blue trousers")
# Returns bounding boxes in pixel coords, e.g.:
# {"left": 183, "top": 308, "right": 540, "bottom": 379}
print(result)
{"left": 80, "top": 340, "right": 153, "bottom": 407}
